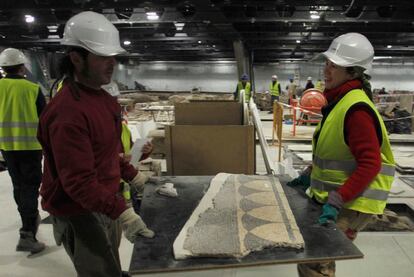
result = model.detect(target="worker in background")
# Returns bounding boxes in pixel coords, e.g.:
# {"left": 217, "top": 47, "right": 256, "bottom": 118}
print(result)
{"left": 315, "top": 78, "right": 324, "bottom": 91}
{"left": 286, "top": 78, "right": 297, "bottom": 104}
{"left": 287, "top": 33, "right": 395, "bottom": 277}
{"left": 269, "top": 74, "right": 281, "bottom": 102}
{"left": 234, "top": 73, "right": 251, "bottom": 102}
{"left": 305, "top": 76, "right": 314, "bottom": 90}
{"left": 37, "top": 11, "right": 154, "bottom": 277}
{"left": 0, "top": 48, "right": 46, "bottom": 254}
{"left": 268, "top": 74, "right": 281, "bottom": 113}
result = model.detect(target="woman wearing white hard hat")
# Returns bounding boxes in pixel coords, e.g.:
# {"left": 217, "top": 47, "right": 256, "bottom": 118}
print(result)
{"left": 287, "top": 33, "right": 395, "bottom": 277}
{"left": 38, "top": 11, "right": 154, "bottom": 277}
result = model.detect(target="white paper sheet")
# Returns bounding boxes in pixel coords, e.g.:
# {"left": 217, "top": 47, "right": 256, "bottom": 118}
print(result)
{"left": 130, "top": 138, "right": 151, "bottom": 167}
{"left": 136, "top": 120, "right": 157, "bottom": 139}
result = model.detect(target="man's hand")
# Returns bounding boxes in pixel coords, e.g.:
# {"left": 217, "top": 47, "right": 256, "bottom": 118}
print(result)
{"left": 118, "top": 208, "right": 155, "bottom": 242}
{"left": 130, "top": 171, "right": 153, "bottom": 189}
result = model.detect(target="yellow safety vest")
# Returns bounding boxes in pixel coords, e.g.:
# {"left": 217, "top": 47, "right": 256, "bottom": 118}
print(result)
{"left": 0, "top": 78, "right": 42, "bottom": 150}
{"left": 120, "top": 122, "right": 132, "bottom": 200}
{"left": 121, "top": 122, "right": 132, "bottom": 155}
{"left": 309, "top": 89, "right": 395, "bottom": 214}
{"left": 56, "top": 80, "right": 64, "bottom": 93}
{"left": 270, "top": 81, "right": 280, "bottom": 96}
{"left": 238, "top": 81, "right": 251, "bottom": 102}
{"left": 315, "top": 81, "right": 323, "bottom": 91}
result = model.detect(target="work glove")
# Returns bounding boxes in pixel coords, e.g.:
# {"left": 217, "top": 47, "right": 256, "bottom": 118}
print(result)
{"left": 286, "top": 166, "right": 311, "bottom": 191}
{"left": 150, "top": 160, "right": 161, "bottom": 176}
{"left": 130, "top": 171, "right": 153, "bottom": 190}
{"left": 139, "top": 158, "right": 162, "bottom": 176}
{"left": 318, "top": 203, "right": 339, "bottom": 225}
{"left": 119, "top": 207, "right": 155, "bottom": 242}
{"left": 286, "top": 174, "right": 311, "bottom": 191}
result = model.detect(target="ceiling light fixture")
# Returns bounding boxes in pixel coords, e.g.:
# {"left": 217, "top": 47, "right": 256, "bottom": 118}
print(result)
{"left": 387, "top": 45, "right": 392, "bottom": 48}
{"left": 146, "top": 12, "right": 159, "bottom": 20}
{"left": 25, "top": 14, "right": 35, "bottom": 23}
{"left": 174, "top": 22, "right": 185, "bottom": 31}
{"left": 373, "top": 56, "right": 392, "bottom": 60}
{"left": 47, "top": 25, "right": 58, "bottom": 33}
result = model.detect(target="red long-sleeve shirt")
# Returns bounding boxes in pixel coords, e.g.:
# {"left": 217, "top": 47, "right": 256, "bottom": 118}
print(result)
{"left": 38, "top": 83, "right": 138, "bottom": 219}
{"left": 324, "top": 88, "right": 382, "bottom": 202}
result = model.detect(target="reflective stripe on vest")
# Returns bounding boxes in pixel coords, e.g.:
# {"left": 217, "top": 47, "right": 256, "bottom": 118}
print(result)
{"left": 270, "top": 81, "right": 280, "bottom": 96}
{"left": 313, "top": 155, "right": 395, "bottom": 177}
{"left": 311, "top": 179, "right": 389, "bottom": 201}
{"left": 0, "top": 78, "right": 41, "bottom": 150}
{"left": 0, "top": 122, "right": 38, "bottom": 128}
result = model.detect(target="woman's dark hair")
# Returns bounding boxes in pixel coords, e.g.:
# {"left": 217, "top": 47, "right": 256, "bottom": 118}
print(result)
{"left": 50, "top": 47, "right": 89, "bottom": 100}
{"left": 2, "top": 64, "right": 24, "bottom": 75}
{"left": 346, "top": 66, "right": 373, "bottom": 100}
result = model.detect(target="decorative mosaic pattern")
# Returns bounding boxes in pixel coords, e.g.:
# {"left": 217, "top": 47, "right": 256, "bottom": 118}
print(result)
{"left": 174, "top": 173, "right": 304, "bottom": 259}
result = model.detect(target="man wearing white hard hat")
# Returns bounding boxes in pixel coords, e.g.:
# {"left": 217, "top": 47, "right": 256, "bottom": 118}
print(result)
{"left": 305, "top": 76, "right": 314, "bottom": 90}
{"left": 37, "top": 11, "right": 154, "bottom": 277}
{"left": 268, "top": 74, "right": 281, "bottom": 113}
{"left": 286, "top": 33, "right": 395, "bottom": 277}
{"left": 0, "top": 48, "right": 46, "bottom": 254}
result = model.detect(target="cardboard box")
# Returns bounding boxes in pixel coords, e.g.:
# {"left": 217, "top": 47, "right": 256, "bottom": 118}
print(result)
{"left": 166, "top": 101, "right": 255, "bottom": 175}
{"left": 175, "top": 102, "right": 242, "bottom": 125}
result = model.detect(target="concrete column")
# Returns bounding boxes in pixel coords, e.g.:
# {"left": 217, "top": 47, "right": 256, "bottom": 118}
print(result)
{"left": 233, "top": 40, "right": 250, "bottom": 79}
{"left": 233, "top": 40, "right": 253, "bottom": 92}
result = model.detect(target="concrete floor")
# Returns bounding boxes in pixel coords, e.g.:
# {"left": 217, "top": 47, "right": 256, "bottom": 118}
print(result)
{"left": 1, "top": 111, "right": 414, "bottom": 276}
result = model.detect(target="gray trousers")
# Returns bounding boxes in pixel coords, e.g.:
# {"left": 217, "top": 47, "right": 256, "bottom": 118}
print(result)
{"left": 52, "top": 213, "right": 123, "bottom": 277}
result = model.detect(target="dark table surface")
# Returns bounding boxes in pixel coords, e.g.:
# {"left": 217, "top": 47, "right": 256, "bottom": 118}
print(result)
{"left": 129, "top": 175, "right": 363, "bottom": 274}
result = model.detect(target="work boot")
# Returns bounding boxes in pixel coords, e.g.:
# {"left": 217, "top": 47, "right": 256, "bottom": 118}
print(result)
{"left": 16, "top": 231, "right": 46, "bottom": 254}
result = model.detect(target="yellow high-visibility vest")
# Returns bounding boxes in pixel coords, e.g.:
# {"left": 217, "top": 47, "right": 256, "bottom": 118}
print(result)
{"left": 309, "top": 89, "right": 395, "bottom": 214}
{"left": 0, "top": 78, "right": 42, "bottom": 150}
{"left": 237, "top": 81, "right": 251, "bottom": 102}
{"left": 270, "top": 81, "right": 280, "bottom": 96}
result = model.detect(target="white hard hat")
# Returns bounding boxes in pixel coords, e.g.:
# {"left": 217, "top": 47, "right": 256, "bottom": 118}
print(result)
{"left": 307, "top": 76, "right": 312, "bottom": 81}
{"left": 0, "top": 48, "right": 27, "bottom": 66}
{"left": 272, "top": 75, "right": 278, "bottom": 79}
{"left": 313, "top": 32, "right": 374, "bottom": 71}
{"left": 61, "top": 11, "right": 126, "bottom": 57}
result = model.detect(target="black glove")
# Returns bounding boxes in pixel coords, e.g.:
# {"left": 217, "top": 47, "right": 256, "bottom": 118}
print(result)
{"left": 286, "top": 174, "right": 311, "bottom": 191}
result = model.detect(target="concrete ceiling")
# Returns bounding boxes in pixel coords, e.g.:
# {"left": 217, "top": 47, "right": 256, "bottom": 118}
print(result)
{"left": 0, "top": 0, "right": 414, "bottom": 62}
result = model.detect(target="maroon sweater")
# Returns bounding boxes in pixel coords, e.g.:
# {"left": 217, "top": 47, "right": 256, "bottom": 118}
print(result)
{"left": 38, "top": 83, "right": 138, "bottom": 219}
{"left": 323, "top": 81, "right": 382, "bottom": 202}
